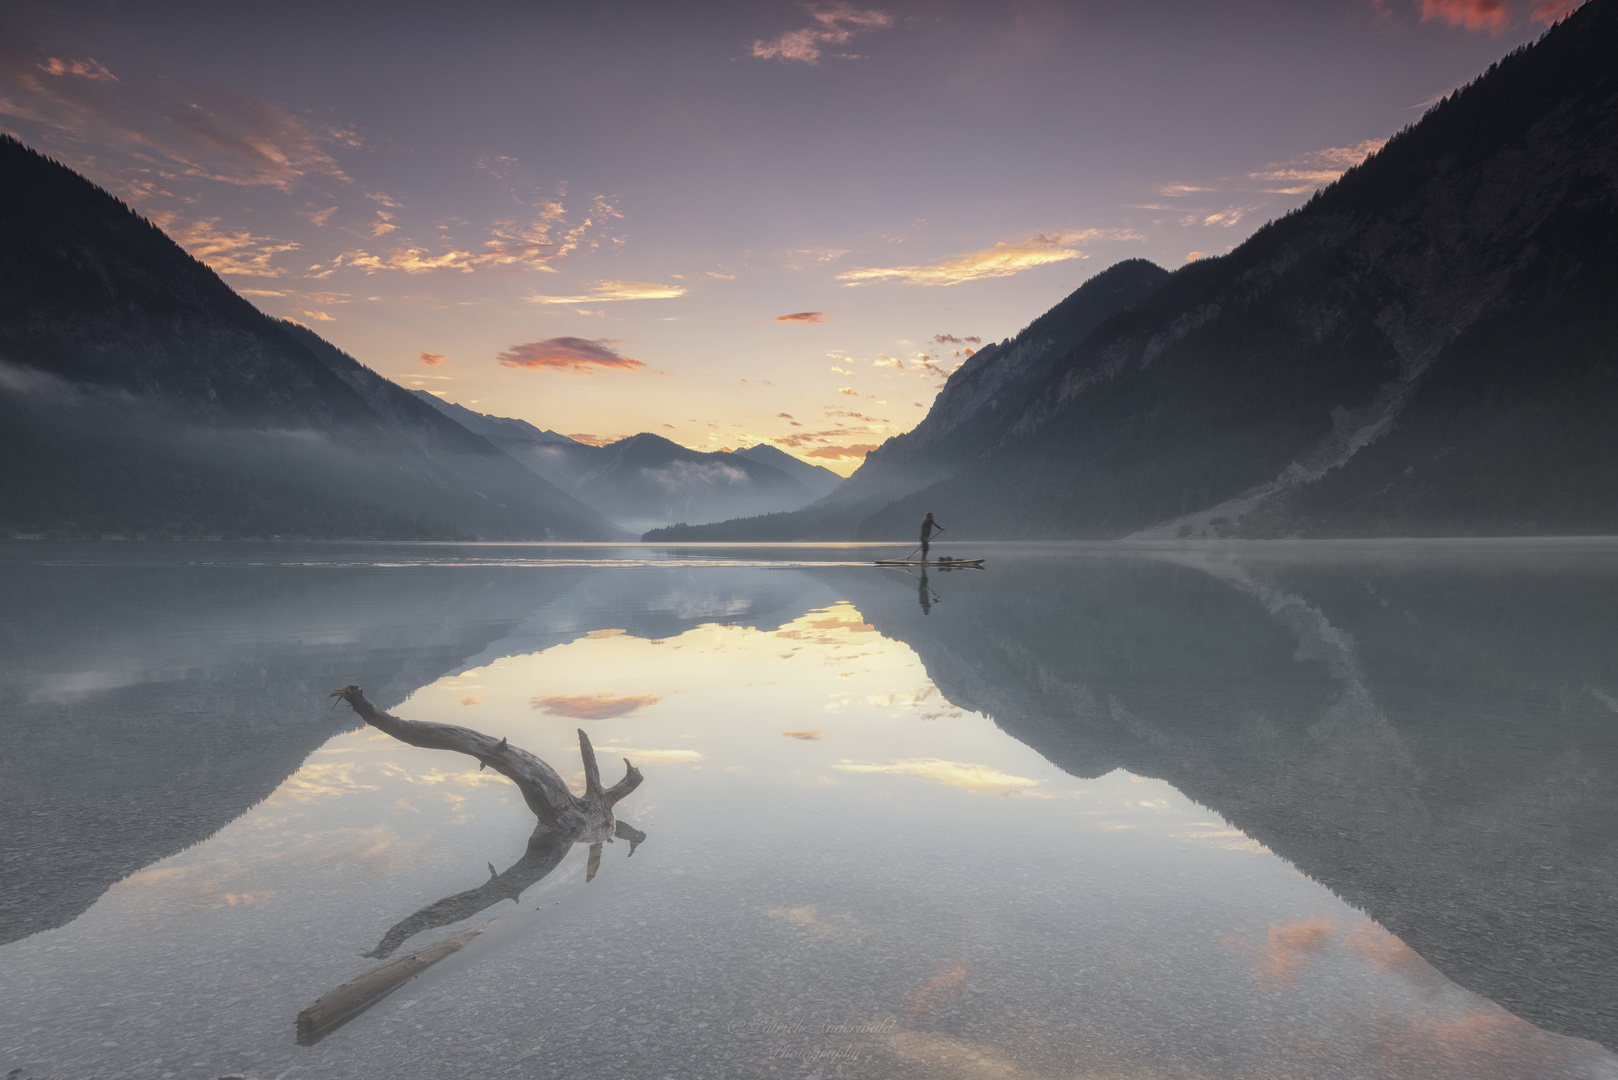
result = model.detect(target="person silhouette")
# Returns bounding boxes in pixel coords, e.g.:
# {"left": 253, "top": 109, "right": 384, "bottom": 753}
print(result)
{"left": 919, "top": 513, "right": 944, "bottom": 562}
{"left": 918, "top": 566, "right": 933, "bottom": 616}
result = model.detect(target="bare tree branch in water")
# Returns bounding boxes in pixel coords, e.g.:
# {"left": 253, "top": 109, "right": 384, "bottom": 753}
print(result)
{"left": 328, "top": 684, "right": 642, "bottom": 835}
{"left": 297, "top": 687, "right": 649, "bottom": 1044}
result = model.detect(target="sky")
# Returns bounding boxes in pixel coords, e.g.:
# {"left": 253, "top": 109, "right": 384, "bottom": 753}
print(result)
{"left": 0, "top": 0, "right": 1579, "bottom": 473}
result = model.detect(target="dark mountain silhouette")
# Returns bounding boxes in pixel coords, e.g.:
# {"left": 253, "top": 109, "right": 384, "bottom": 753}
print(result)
{"left": 409, "top": 391, "right": 829, "bottom": 532}
{"left": 657, "top": 3, "right": 1618, "bottom": 542}
{"left": 0, "top": 137, "right": 625, "bottom": 540}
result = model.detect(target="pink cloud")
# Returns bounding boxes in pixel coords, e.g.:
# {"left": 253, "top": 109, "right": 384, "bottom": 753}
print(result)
{"left": 497, "top": 337, "right": 647, "bottom": 375}
{"left": 805, "top": 443, "right": 878, "bottom": 461}
{"left": 1420, "top": 0, "right": 1511, "bottom": 33}
{"left": 751, "top": 4, "right": 893, "bottom": 65}
{"left": 776, "top": 311, "right": 828, "bottom": 323}
{"left": 37, "top": 57, "right": 117, "bottom": 82}
{"left": 1530, "top": 0, "right": 1582, "bottom": 21}
{"left": 419, "top": 352, "right": 446, "bottom": 366}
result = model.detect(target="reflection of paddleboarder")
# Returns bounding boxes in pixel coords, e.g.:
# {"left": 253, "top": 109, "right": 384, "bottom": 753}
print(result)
{"left": 918, "top": 566, "right": 933, "bottom": 616}
{"left": 919, "top": 513, "right": 944, "bottom": 562}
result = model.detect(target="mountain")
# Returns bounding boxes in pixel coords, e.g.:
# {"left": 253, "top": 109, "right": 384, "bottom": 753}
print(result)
{"left": 729, "top": 443, "right": 842, "bottom": 497}
{"left": 409, "top": 391, "right": 829, "bottom": 532}
{"left": 860, "top": 2, "right": 1618, "bottom": 540}
{"left": 0, "top": 136, "right": 625, "bottom": 541}
{"left": 644, "top": 258, "right": 1170, "bottom": 541}
{"left": 656, "top": 3, "right": 1618, "bottom": 542}
{"left": 565, "top": 432, "right": 820, "bottom": 534}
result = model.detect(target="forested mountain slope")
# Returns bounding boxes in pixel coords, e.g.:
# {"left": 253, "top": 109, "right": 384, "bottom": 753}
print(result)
{"left": 862, "top": 0, "right": 1618, "bottom": 540}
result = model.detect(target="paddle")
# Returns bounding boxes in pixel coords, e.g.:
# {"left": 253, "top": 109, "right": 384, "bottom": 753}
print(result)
{"left": 897, "top": 524, "right": 945, "bottom": 562}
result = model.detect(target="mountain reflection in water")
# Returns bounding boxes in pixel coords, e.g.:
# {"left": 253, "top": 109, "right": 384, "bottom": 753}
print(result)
{"left": 0, "top": 540, "right": 1613, "bottom": 1080}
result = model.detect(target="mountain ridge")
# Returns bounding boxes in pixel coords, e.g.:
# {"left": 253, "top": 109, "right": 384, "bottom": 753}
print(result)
{"left": 0, "top": 135, "right": 626, "bottom": 541}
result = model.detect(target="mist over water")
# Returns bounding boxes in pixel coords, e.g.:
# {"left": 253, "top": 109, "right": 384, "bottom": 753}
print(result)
{"left": 2, "top": 540, "right": 1615, "bottom": 1080}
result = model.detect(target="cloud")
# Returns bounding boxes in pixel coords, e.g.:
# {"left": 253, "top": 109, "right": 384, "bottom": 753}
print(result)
{"left": 0, "top": 45, "right": 356, "bottom": 192}
{"left": 419, "top": 352, "right": 446, "bottom": 366}
{"left": 497, "top": 337, "right": 648, "bottom": 375}
{"left": 1531, "top": 0, "right": 1583, "bottom": 22}
{"left": 297, "top": 308, "right": 335, "bottom": 322}
{"left": 907, "top": 962, "right": 968, "bottom": 1019}
{"left": 1160, "top": 183, "right": 1213, "bottom": 196}
{"left": 527, "top": 280, "right": 687, "bottom": 304}
{"left": 837, "top": 230, "right": 1135, "bottom": 287}
{"left": 298, "top": 206, "right": 337, "bottom": 227}
{"left": 776, "top": 311, "right": 828, "bottom": 323}
{"left": 930, "top": 334, "right": 980, "bottom": 345}
{"left": 566, "top": 433, "right": 620, "bottom": 447}
{"left": 782, "top": 729, "right": 825, "bottom": 740}
{"left": 751, "top": 4, "right": 894, "bottom": 65}
{"left": 1202, "top": 208, "right": 1248, "bottom": 228}
{"left": 1186, "top": 251, "right": 1208, "bottom": 262}
{"left": 777, "top": 412, "right": 795, "bottom": 419}
{"left": 1248, "top": 138, "right": 1387, "bottom": 193}
{"left": 155, "top": 214, "right": 300, "bottom": 277}
{"left": 1420, "top": 0, "right": 1511, "bottom": 32}
{"left": 835, "top": 757, "right": 1043, "bottom": 792}
{"left": 531, "top": 692, "right": 663, "bottom": 720}
{"left": 1252, "top": 918, "right": 1336, "bottom": 989}
{"left": 38, "top": 57, "right": 117, "bottom": 82}
{"left": 805, "top": 444, "right": 878, "bottom": 461}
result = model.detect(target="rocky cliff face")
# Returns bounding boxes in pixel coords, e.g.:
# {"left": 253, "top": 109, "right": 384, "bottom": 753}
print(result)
{"left": 0, "top": 138, "right": 624, "bottom": 540}
{"left": 861, "top": 2, "right": 1618, "bottom": 539}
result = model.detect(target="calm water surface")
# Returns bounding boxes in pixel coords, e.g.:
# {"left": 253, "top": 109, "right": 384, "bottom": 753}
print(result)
{"left": 2, "top": 540, "right": 1615, "bottom": 1080}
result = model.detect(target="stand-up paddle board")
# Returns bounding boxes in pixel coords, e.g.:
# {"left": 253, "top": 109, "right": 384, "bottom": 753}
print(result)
{"left": 874, "top": 557, "right": 985, "bottom": 568}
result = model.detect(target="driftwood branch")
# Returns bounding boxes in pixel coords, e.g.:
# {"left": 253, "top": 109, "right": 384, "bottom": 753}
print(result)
{"left": 329, "top": 685, "right": 642, "bottom": 833}
{"left": 297, "top": 925, "right": 483, "bottom": 1045}
{"left": 297, "top": 687, "right": 653, "bottom": 1045}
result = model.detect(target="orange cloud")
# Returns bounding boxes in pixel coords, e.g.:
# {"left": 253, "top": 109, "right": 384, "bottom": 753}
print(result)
{"left": 776, "top": 311, "right": 828, "bottom": 323}
{"left": 805, "top": 444, "right": 877, "bottom": 461}
{"left": 526, "top": 280, "right": 686, "bottom": 304}
{"left": 1342, "top": 921, "right": 1447, "bottom": 991}
{"left": 530, "top": 692, "right": 663, "bottom": 720}
{"left": 0, "top": 55, "right": 355, "bottom": 191}
{"left": 565, "top": 433, "right": 619, "bottom": 447}
{"left": 419, "top": 352, "right": 446, "bottom": 366}
{"left": 498, "top": 337, "right": 647, "bottom": 375}
{"left": 782, "top": 729, "right": 825, "bottom": 740}
{"left": 751, "top": 4, "right": 893, "bottom": 65}
{"left": 906, "top": 962, "right": 967, "bottom": 1018}
{"left": 38, "top": 57, "right": 117, "bottom": 82}
{"left": 1249, "top": 138, "right": 1387, "bottom": 193}
{"left": 1531, "top": 0, "right": 1582, "bottom": 20}
{"left": 1253, "top": 917, "right": 1336, "bottom": 989}
{"left": 1421, "top": 0, "right": 1510, "bottom": 32}
{"left": 155, "top": 214, "right": 301, "bottom": 277}
{"left": 836, "top": 230, "right": 1136, "bottom": 287}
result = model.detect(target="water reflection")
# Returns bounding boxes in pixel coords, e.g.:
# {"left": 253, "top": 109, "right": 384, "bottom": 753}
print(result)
{"left": 0, "top": 541, "right": 1614, "bottom": 1080}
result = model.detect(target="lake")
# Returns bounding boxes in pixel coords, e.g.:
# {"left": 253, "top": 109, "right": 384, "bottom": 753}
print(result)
{"left": 2, "top": 539, "right": 1616, "bottom": 1080}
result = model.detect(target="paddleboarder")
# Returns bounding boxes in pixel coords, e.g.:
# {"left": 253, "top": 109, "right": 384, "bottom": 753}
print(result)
{"left": 919, "top": 512, "right": 944, "bottom": 563}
